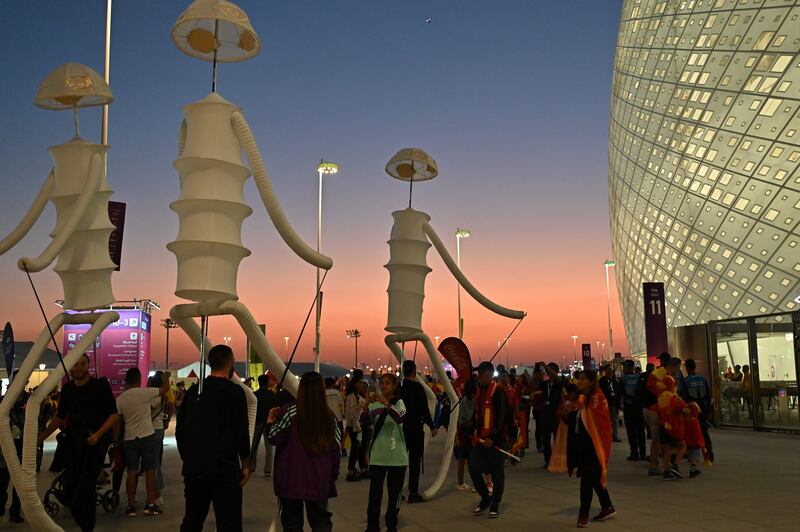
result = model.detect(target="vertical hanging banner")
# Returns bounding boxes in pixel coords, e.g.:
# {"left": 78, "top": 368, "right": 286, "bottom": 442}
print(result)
{"left": 643, "top": 282, "right": 669, "bottom": 366}
{"left": 581, "top": 343, "right": 592, "bottom": 370}
{"left": 108, "top": 201, "right": 127, "bottom": 271}
{"left": 3, "top": 322, "right": 15, "bottom": 383}
{"left": 437, "top": 337, "right": 472, "bottom": 397}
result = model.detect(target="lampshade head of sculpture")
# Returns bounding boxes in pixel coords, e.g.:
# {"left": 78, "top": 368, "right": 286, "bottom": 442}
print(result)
{"left": 34, "top": 63, "right": 113, "bottom": 111}
{"left": 172, "top": 0, "right": 260, "bottom": 63}
{"left": 385, "top": 148, "right": 438, "bottom": 182}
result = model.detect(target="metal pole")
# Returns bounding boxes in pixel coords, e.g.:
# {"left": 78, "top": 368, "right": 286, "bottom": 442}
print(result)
{"left": 605, "top": 261, "right": 614, "bottom": 363}
{"left": 355, "top": 335, "right": 358, "bottom": 369}
{"left": 315, "top": 167, "right": 323, "bottom": 372}
{"left": 165, "top": 324, "right": 170, "bottom": 371}
{"left": 101, "top": 0, "right": 112, "bottom": 145}
{"left": 456, "top": 236, "right": 463, "bottom": 339}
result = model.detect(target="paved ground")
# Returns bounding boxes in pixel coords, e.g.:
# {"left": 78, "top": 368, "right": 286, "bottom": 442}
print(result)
{"left": 16, "top": 426, "right": 800, "bottom": 531}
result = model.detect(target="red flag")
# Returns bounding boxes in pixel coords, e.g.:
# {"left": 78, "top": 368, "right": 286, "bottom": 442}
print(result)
{"left": 437, "top": 337, "right": 472, "bottom": 397}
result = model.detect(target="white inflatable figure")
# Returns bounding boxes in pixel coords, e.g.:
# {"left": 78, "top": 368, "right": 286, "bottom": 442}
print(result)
{"left": 383, "top": 148, "right": 525, "bottom": 499}
{"left": 167, "top": 0, "right": 332, "bottom": 403}
{"left": 0, "top": 63, "right": 120, "bottom": 531}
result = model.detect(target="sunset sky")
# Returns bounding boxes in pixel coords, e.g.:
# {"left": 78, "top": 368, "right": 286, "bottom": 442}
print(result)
{"left": 0, "top": 1, "right": 629, "bottom": 371}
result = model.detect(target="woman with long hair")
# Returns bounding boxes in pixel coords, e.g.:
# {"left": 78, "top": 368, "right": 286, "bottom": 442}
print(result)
{"left": 267, "top": 371, "right": 341, "bottom": 532}
{"left": 549, "top": 369, "right": 615, "bottom": 528}
{"left": 345, "top": 369, "right": 368, "bottom": 481}
{"left": 365, "top": 373, "right": 407, "bottom": 532}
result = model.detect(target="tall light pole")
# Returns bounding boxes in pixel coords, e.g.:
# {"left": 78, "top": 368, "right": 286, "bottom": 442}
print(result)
{"left": 434, "top": 335, "right": 440, "bottom": 346}
{"left": 101, "top": 0, "right": 112, "bottom": 144}
{"left": 284, "top": 336, "right": 290, "bottom": 362}
{"left": 160, "top": 318, "right": 178, "bottom": 371}
{"left": 346, "top": 329, "right": 361, "bottom": 369}
{"left": 224, "top": 336, "right": 231, "bottom": 345}
{"left": 604, "top": 259, "right": 616, "bottom": 364}
{"left": 571, "top": 335, "right": 578, "bottom": 361}
{"left": 315, "top": 160, "right": 339, "bottom": 372}
{"left": 455, "top": 228, "right": 470, "bottom": 338}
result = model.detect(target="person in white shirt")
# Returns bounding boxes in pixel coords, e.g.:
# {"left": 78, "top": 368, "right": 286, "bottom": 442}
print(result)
{"left": 325, "top": 377, "right": 345, "bottom": 448}
{"left": 91, "top": 367, "right": 170, "bottom": 517}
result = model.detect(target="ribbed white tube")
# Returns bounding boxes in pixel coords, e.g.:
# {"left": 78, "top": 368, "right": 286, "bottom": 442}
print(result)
{"left": 423, "top": 222, "right": 524, "bottom": 319}
{"left": 231, "top": 111, "right": 333, "bottom": 271}
{"left": 0, "top": 311, "right": 117, "bottom": 532}
{"left": 0, "top": 171, "right": 54, "bottom": 255}
{"left": 170, "top": 300, "right": 300, "bottom": 397}
{"left": 384, "top": 333, "right": 459, "bottom": 500}
{"left": 18, "top": 154, "right": 101, "bottom": 273}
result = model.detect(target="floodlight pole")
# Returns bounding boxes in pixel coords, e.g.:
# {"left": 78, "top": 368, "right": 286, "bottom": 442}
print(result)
{"left": 101, "top": 0, "right": 112, "bottom": 145}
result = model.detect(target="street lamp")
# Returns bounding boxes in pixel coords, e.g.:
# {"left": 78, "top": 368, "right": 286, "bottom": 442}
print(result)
{"left": 455, "top": 228, "right": 470, "bottom": 338}
{"left": 346, "top": 329, "right": 361, "bottom": 369}
{"left": 223, "top": 336, "right": 231, "bottom": 345}
{"left": 434, "top": 335, "right": 440, "bottom": 346}
{"left": 284, "top": 336, "right": 290, "bottom": 362}
{"left": 315, "top": 160, "right": 339, "bottom": 373}
{"left": 160, "top": 318, "right": 179, "bottom": 372}
{"left": 604, "top": 259, "right": 616, "bottom": 364}
{"left": 571, "top": 335, "right": 578, "bottom": 360}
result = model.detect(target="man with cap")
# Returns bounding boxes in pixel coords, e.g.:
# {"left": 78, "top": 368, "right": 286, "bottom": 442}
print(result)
{"left": 469, "top": 362, "right": 511, "bottom": 519}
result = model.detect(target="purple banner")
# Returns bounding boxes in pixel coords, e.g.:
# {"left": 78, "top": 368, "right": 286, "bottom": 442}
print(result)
{"left": 64, "top": 309, "right": 151, "bottom": 396}
{"left": 581, "top": 343, "right": 592, "bottom": 369}
{"left": 108, "top": 201, "right": 126, "bottom": 271}
{"left": 642, "top": 282, "right": 668, "bottom": 366}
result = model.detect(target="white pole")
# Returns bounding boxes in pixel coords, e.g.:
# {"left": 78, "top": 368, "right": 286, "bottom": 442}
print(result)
{"left": 605, "top": 261, "right": 614, "bottom": 363}
{"left": 101, "top": 0, "right": 112, "bottom": 145}
{"left": 456, "top": 236, "right": 462, "bottom": 339}
{"left": 315, "top": 168, "right": 323, "bottom": 372}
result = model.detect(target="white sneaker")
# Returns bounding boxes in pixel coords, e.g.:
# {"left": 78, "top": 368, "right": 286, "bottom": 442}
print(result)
{"left": 457, "top": 483, "right": 471, "bottom": 491}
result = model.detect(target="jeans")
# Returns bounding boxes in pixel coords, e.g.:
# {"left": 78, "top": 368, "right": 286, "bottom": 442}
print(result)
{"left": 249, "top": 423, "right": 272, "bottom": 473}
{"left": 347, "top": 432, "right": 367, "bottom": 472}
{"left": 622, "top": 404, "right": 646, "bottom": 458}
{"left": 278, "top": 498, "right": 332, "bottom": 532}
{"left": 404, "top": 429, "right": 424, "bottom": 494}
{"left": 540, "top": 412, "right": 558, "bottom": 464}
{"left": 578, "top": 452, "right": 612, "bottom": 516}
{"left": 62, "top": 437, "right": 107, "bottom": 531}
{"left": 180, "top": 470, "right": 242, "bottom": 532}
{"left": 468, "top": 445, "right": 505, "bottom": 511}
{"left": 367, "top": 465, "right": 406, "bottom": 530}
{"left": 154, "top": 429, "right": 166, "bottom": 491}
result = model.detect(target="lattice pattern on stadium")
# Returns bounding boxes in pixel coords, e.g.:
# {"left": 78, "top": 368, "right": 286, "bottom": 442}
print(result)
{"left": 609, "top": 0, "right": 800, "bottom": 354}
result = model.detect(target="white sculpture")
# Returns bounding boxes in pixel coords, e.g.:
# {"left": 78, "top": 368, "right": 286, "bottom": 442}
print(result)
{"left": 0, "top": 63, "right": 120, "bottom": 531}
{"left": 167, "top": 0, "right": 332, "bottom": 402}
{"left": 383, "top": 148, "right": 524, "bottom": 499}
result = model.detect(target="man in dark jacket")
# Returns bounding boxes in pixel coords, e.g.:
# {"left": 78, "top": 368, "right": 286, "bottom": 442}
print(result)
{"left": 469, "top": 361, "right": 510, "bottom": 519}
{"left": 539, "top": 362, "right": 563, "bottom": 468}
{"left": 249, "top": 374, "right": 276, "bottom": 475}
{"left": 400, "top": 360, "right": 437, "bottom": 503}
{"left": 598, "top": 365, "right": 622, "bottom": 442}
{"left": 620, "top": 360, "right": 646, "bottom": 460}
{"left": 176, "top": 345, "right": 250, "bottom": 532}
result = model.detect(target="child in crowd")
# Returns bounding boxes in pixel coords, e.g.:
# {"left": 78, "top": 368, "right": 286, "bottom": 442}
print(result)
{"left": 683, "top": 402, "right": 707, "bottom": 479}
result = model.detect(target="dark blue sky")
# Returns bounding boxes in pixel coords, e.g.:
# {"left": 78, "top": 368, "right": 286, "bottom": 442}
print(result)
{"left": 0, "top": 1, "right": 629, "bottom": 364}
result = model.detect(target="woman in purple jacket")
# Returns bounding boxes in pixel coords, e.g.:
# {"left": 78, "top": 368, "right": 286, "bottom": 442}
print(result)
{"left": 267, "top": 372, "right": 341, "bottom": 532}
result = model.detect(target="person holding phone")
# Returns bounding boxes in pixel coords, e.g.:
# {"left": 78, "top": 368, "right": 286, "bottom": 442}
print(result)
{"left": 365, "top": 373, "right": 407, "bottom": 532}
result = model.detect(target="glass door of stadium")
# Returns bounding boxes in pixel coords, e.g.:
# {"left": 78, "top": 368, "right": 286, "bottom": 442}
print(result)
{"left": 711, "top": 312, "right": 800, "bottom": 431}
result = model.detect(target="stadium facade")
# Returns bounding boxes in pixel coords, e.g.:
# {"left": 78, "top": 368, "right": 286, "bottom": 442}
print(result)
{"left": 609, "top": 0, "right": 800, "bottom": 355}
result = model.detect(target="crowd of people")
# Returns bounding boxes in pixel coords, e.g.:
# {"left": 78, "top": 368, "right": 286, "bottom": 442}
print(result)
{"left": 0, "top": 346, "right": 716, "bottom": 531}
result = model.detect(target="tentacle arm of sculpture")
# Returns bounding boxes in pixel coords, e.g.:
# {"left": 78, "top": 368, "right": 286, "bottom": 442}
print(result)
{"left": 18, "top": 154, "right": 103, "bottom": 273}
{"left": 230, "top": 111, "right": 333, "bottom": 271}
{"left": 423, "top": 222, "right": 525, "bottom": 319}
{"left": 0, "top": 311, "right": 118, "bottom": 532}
{"left": 171, "top": 300, "right": 300, "bottom": 399}
{"left": 384, "top": 333, "right": 460, "bottom": 500}
{"left": 0, "top": 170, "right": 54, "bottom": 256}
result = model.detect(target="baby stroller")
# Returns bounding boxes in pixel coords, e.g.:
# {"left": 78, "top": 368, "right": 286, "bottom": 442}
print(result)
{"left": 43, "top": 443, "right": 122, "bottom": 517}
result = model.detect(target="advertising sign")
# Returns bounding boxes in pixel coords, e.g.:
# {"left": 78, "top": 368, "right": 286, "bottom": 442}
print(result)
{"left": 642, "top": 282, "right": 669, "bottom": 366}
{"left": 63, "top": 309, "right": 151, "bottom": 396}
{"left": 581, "top": 343, "right": 592, "bottom": 369}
